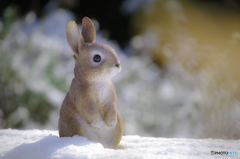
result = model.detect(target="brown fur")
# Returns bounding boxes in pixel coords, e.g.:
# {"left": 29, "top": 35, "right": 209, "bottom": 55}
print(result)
{"left": 58, "top": 17, "right": 123, "bottom": 149}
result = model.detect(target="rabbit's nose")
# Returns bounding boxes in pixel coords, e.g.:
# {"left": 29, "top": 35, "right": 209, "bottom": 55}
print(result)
{"left": 115, "top": 64, "right": 120, "bottom": 68}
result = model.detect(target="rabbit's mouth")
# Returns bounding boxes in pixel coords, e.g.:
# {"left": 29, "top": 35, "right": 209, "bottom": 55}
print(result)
{"left": 117, "top": 65, "right": 122, "bottom": 73}
{"left": 104, "top": 64, "right": 121, "bottom": 79}
{"left": 115, "top": 63, "right": 122, "bottom": 73}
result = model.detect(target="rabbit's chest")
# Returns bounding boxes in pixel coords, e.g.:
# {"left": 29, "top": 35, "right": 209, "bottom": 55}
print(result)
{"left": 90, "top": 83, "right": 112, "bottom": 105}
{"left": 94, "top": 86, "right": 111, "bottom": 104}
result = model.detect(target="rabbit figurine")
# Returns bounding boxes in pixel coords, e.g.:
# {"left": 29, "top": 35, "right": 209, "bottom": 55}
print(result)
{"left": 58, "top": 17, "right": 123, "bottom": 149}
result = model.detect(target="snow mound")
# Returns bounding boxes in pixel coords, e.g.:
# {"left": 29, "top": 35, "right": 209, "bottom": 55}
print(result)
{"left": 0, "top": 129, "right": 239, "bottom": 159}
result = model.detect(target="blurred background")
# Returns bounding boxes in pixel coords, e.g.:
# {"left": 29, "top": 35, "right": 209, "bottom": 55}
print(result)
{"left": 1, "top": 0, "right": 240, "bottom": 140}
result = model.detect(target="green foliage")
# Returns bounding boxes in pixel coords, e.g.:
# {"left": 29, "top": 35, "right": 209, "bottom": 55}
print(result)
{"left": 45, "top": 57, "right": 69, "bottom": 93}
{"left": 0, "top": 6, "right": 18, "bottom": 39}
{"left": 0, "top": 51, "right": 56, "bottom": 128}
{"left": 0, "top": 9, "right": 57, "bottom": 128}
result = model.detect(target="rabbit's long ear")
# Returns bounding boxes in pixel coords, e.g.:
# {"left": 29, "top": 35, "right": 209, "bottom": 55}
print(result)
{"left": 81, "top": 17, "right": 96, "bottom": 43}
{"left": 66, "top": 20, "right": 84, "bottom": 56}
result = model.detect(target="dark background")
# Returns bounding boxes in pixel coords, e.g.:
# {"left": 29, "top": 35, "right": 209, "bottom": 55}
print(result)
{"left": 1, "top": 0, "right": 240, "bottom": 48}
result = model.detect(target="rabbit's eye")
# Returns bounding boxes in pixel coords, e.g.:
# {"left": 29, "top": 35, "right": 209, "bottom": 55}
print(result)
{"left": 93, "top": 55, "right": 101, "bottom": 62}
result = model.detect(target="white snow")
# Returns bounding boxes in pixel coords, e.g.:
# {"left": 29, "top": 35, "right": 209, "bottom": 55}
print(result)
{"left": 0, "top": 129, "right": 239, "bottom": 159}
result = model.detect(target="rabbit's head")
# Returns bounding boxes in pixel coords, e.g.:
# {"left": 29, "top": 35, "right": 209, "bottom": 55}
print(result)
{"left": 66, "top": 17, "right": 121, "bottom": 81}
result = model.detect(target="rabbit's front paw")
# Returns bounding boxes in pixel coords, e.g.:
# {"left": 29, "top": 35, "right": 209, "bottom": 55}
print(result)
{"left": 106, "top": 118, "right": 117, "bottom": 127}
{"left": 114, "top": 145, "right": 124, "bottom": 150}
{"left": 91, "top": 119, "right": 104, "bottom": 128}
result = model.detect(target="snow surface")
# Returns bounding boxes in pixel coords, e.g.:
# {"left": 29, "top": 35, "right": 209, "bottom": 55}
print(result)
{"left": 0, "top": 129, "right": 239, "bottom": 159}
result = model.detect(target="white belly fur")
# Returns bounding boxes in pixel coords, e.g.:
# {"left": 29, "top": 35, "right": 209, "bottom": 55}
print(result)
{"left": 75, "top": 114, "right": 115, "bottom": 147}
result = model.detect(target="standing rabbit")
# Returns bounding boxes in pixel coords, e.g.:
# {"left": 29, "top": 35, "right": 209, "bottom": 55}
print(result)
{"left": 58, "top": 17, "right": 123, "bottom": 149}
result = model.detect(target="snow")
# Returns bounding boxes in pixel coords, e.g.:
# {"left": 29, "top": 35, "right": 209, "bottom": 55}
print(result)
{"left": 0, "top": 129, "right": 239, "bottom": 159}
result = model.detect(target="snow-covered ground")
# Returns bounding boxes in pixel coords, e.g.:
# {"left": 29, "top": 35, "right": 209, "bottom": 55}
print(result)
{"left": 0, "top": 129, "right": 239, "bottom": 159}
